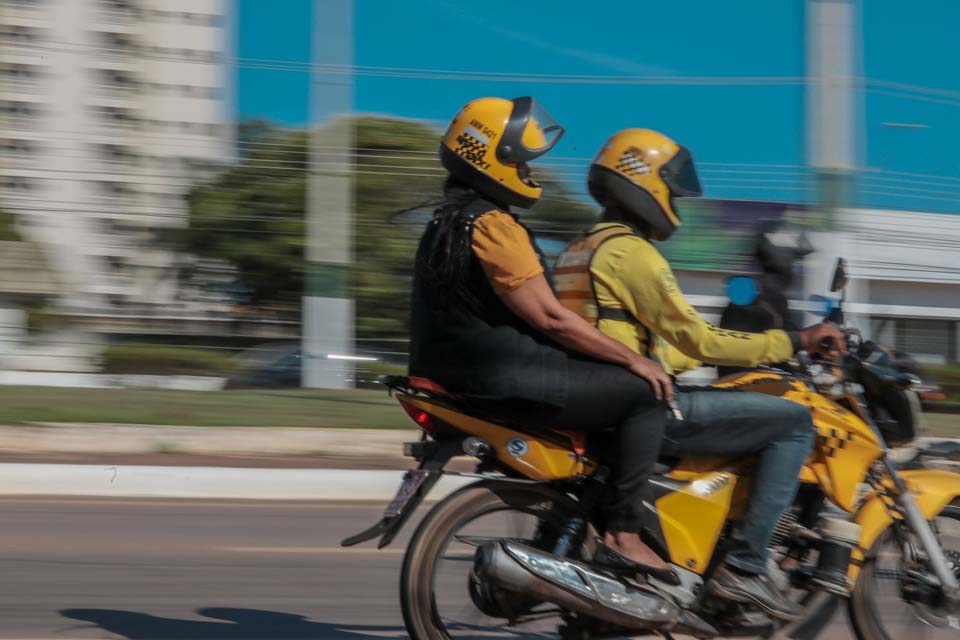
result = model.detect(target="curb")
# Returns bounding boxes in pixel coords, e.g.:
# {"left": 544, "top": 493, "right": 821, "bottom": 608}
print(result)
{"left": 0, "top": 438, "right": 954, "bottom": 501}
{"left": 0, "top": 464, "right": 475, "bottom": 501}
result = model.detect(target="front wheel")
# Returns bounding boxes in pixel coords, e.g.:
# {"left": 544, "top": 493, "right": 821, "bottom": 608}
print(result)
{"left": 399, "top": 480, "right": 581, "bottom": 640}
{"left": 848, "top": 500, "right": 960, "bottom": 640}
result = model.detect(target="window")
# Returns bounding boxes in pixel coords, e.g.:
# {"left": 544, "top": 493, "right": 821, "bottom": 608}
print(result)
{"left": 93, "top": 30, "right": 139, "bottom": 54}
{"left": 144, "top": 9, "right": 222, "bottom": 26}
{"left": 0, "top": 24, "right": 45, "bottom": 42}
{"left": 0, "top": 176, "right": 36, "bottom": 191}
{"left": 872, "top": 316, "right": 958, "bottom": 365}
{"left": 97, "top": 143, "right": 138, "bottom": 165}
{"left": 0, "top": 63, "right": 41, "bottom": 80}
{"left": 95, "top": 181, "right": 136, "bottom": 198}
{"left": 92, "top": 105, "right": 139, "bottom": 129}
{"left": 101, "top": 0, "right": 137, "bottom": 12}
{"left": 1, "top": 138, "right": 37, "bottom": 155}
{"left": 97, "top": 0, "right": 139, "bottom": 23}
{"left": 94, "top": 68, "right": 139, "bottom": 95}
{"left": 0, "top": 100, "right": 41, "bottom": 117}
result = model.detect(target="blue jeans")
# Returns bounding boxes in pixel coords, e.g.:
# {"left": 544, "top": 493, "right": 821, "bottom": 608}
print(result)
{"left": 664, "top": 387, "right": 815, "bottom": 574}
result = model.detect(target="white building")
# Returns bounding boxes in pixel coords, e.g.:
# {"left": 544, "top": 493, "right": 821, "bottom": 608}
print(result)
{"left": 673, "top": 208, "right": 960, "bottom": 367}
{"left": 833, "top": 208, "right": 960, "bottom": 364}
{"left": 0, "top": 0, "right": 233, "bottom": 311}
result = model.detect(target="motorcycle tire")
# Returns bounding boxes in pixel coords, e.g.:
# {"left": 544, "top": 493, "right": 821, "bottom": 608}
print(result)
{"left": 399, "top": 479, "right": 580, "bottom": 640}
{"left": 848, "top": 499, "right": 960, "bottom": 640}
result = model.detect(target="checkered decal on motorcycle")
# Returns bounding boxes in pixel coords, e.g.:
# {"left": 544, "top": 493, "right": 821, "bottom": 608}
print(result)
{"left": 615, "top": 146, "right": 651, "bottom": 177}
{"left": 818, "top": 427, "right": 856, "bottom": 458}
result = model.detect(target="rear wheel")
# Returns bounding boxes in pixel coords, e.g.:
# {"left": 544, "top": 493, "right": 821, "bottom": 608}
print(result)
{"left": 849, "top": 500, "right": 960, "bottom": 640}
{"left": 399, "top": 480, "right": 581, "bottom": 640}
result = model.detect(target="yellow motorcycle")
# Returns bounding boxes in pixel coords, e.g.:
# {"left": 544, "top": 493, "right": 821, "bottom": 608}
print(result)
{"left": 343, "top": 261, "right": 960, "bottom": 640}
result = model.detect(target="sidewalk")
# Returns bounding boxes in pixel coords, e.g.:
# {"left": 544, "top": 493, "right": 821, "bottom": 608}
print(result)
{"left": 0, "top": 423, "right": 421, "bottom": 469}
{"left": 0, "top": 464, "right": 474, "bottom": 501}
{"left": 0, "top": 423, "right": 953, "bottom": 501}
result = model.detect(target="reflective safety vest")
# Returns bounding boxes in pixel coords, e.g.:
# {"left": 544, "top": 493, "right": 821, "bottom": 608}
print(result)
{"left": 554, "top": 226, "right": 636, "bottom": 325}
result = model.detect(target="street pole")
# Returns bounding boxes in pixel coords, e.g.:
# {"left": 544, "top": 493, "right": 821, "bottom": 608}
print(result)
{"left": 804, "top": 0, "right": 864, "bottom": 326}
{"left": 304, "top": 0, "right": 354, "bottom": 389}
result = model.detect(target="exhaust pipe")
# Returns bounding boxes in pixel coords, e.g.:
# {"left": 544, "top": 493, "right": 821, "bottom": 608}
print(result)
{"left": 475, "top": 541, "right": 717, "bottom": 637}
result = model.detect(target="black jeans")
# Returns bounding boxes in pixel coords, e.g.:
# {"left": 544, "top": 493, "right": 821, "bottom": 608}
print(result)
{"left": 665, "top": 387, "right": 816, "bottom": 573}
{"left": 483, "top": 356, "right": 666, "bottom": 532}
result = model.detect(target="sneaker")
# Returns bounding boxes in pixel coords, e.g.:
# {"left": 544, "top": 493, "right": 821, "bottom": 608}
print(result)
{"left": 707, "top": 564, "right": 804, "bottom": 621}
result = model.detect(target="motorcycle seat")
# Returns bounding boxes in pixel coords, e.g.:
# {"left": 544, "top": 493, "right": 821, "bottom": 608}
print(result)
{"left": 381, "top": 376, "right": 688, "bottom": 468}
{"left": 379, "top": 375, "right": 591, "bottom": 454}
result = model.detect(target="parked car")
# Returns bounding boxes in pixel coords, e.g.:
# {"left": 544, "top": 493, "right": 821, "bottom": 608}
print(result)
{"left": 225, "top": 342, "right": 302, "bottom": 389}
{"left": 225, "top": 342, "right": 398, "bottom": 390}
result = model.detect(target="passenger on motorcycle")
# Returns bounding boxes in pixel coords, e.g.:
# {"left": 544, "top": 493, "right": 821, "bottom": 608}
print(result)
{"left": 555, "top": 128, "right": 846, "bottom": 620}
{"left": 408, "top": 98, "right": 677, "bottom": 582}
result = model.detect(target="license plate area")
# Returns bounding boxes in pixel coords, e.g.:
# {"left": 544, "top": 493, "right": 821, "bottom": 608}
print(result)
{"left": 384, "top": 469, "right": 430, "bottom": 518}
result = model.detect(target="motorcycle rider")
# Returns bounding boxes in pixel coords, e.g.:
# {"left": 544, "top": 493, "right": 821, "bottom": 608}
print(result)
{"left": 408, "top": 99, "right": 677, "bottom": 580}
{"left": 555, "top": 128, "right": 845, "bottom": 620}
{"left": 718, "top": 219, "right": 813, "bottom": 376}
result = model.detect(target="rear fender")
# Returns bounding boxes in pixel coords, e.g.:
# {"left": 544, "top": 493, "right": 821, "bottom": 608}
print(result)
{"left": 849, "top": 468, "right": 960, "bottom": 581}
{"left": 340, "top": 437, "right": 463, "bottom": 549}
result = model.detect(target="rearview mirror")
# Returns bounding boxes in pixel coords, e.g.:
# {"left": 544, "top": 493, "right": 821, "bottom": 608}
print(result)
{"left": 830, "top": 258, "right": 848, "bottom": 293}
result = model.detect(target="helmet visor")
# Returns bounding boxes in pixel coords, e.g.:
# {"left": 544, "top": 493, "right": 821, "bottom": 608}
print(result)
{"left": 498, "top": 97, "right": 564, "bottom": 164}
{"left": 660, "top": 145, "right": 702, "bottom": 197}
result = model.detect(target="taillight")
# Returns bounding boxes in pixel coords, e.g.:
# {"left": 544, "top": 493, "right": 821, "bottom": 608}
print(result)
{"left": 399, "top": 400, "right": 438, "bottom": 434}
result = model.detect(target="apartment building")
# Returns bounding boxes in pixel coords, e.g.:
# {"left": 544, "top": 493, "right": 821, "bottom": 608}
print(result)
{"left": 0, "top": 0, "right": 233, "bottom": 310}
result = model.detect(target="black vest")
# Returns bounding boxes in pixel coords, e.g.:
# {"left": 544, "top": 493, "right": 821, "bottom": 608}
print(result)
{"left": 408, "top": 196, "right": 568, "bottom": 410}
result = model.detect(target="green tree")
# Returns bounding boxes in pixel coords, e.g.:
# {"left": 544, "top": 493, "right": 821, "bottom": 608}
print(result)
{"left": 179, "top": 118, "right": 597, "bottom": 341}
{"left": 180, "top": 127, "right": 307, "bottom": 307}
{"left": 0, "top": 209, "right": 22, "bottom": 241}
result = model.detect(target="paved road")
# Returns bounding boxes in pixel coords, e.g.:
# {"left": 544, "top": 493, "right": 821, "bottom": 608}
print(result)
{"left": 0, "top": 497, "right": 423, "bottom": 639}
{"left": 0, "top": 496, "right": 939, "bottom": 639}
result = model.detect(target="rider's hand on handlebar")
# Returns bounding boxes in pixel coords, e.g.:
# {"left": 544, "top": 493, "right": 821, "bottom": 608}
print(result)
{"left": 799, "top": 323, "right": 847, "bottom": 358}
{"left": 627, "top": 355, "right": 674, "bottom": 403}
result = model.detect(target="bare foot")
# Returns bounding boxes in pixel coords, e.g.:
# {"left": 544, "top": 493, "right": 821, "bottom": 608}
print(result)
{"left": 604, "top": 530, "right": 669, "bottom": 569}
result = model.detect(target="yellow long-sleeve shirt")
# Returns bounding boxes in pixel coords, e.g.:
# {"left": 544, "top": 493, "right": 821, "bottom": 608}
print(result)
{"left": 586, "top": 223, "right": 798, "bottom": 374}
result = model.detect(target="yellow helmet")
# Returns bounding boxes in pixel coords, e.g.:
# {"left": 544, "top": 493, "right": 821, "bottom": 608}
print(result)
{"left": 439, "top": 96, "right": 564, "bottom": 209}
{"left": 588, "top": 128, "right": 702, "bottom": 240}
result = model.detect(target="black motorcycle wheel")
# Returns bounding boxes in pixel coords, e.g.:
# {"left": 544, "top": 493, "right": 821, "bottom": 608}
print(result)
{"left": 848, "top": 500, "right": 960, "bottom": 640}
{"left": 399, "top": 480, "right": 581, "bottom": 640}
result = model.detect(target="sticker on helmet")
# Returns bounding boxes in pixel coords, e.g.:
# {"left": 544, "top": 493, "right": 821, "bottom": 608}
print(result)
{"left": 507, "top": 437, "right": 529, "bottom": 459}
{"left": 464, "top": 124, "right": 490, "bottom": 145}
{"left": 455, "top": 130, "right": 491, "bottom": 171}
{"left": 615, "top": 146, "right": 651, "bottom": 177}
{"left": 467, "top": 119, "right": 497, "bottom": 142}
